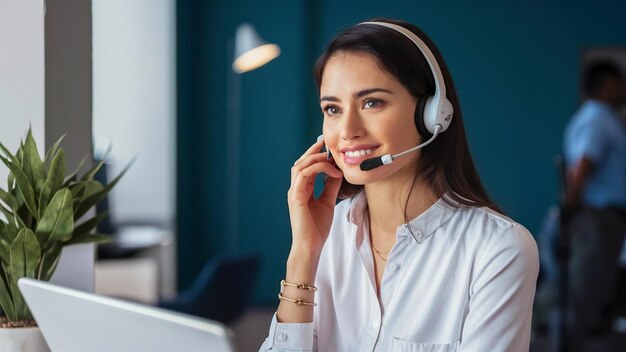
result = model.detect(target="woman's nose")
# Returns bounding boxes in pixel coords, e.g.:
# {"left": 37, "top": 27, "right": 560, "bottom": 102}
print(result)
{"left": 340, "top": 106, "right": 365, "bottom": 140}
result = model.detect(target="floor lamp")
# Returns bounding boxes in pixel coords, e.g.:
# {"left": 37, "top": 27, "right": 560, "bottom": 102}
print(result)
{"left": 226, "top": 23, "right": 280, "bottom": 253}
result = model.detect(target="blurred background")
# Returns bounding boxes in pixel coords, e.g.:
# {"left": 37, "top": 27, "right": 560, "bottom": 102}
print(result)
{"left": 175, "top": 0, "right": 626, "bottom": 304}
{"left": 2, "top": 0, "right": 626, "bottom": 351}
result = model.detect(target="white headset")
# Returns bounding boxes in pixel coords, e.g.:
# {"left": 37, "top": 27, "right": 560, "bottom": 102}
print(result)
{"left": 359, "top": 21, "right": 453, "bottom": 135}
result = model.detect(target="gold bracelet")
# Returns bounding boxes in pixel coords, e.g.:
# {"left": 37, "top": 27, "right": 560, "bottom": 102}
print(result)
{"left": 280, "top": 279, "right": 318, "bottom": 291}
{"left": 278, "top": 292, "right": 317, "bottom": 306}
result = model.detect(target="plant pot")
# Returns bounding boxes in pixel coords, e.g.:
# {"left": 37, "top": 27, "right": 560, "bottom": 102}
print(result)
{"left": 0, "top": 327, "right": 50, "bottom": 351}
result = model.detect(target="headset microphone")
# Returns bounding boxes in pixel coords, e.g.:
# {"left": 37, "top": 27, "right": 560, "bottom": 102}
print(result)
{"left": 359, "top": 125, "right": 442, "bottom": 171}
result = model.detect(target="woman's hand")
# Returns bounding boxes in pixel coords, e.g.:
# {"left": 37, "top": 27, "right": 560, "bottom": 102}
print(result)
{"left": 277, "top": 139, "right": 342, "bottom": 324}
{"left": 287, "top": 138, "right": 343, "bottom": 257}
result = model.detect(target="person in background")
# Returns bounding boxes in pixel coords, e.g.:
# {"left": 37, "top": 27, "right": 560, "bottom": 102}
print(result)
{"left": 260, "top": 18, "right": 539, "bottom": 351}
{"left": 563, "top": 60, "right": 626, "bottom": 351}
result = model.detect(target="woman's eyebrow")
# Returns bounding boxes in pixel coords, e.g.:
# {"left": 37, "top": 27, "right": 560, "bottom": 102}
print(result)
{"left": 354, "top": 88, "right": 393, "bottom": 99}
{"left": 319, "top": 95, "right": 340, "bottom": 103}
{"left": 320, "top": 87, "right": 393, "bottom": 103}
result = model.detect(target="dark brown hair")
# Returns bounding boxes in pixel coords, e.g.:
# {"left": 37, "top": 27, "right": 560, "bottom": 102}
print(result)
{"left": 583, "top": 60, "right": 624, "bottom": 98}
{"left": 315, "top": 18, "right": 501, "bottom": 213}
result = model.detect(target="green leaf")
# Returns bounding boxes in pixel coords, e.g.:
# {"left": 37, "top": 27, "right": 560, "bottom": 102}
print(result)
{"left": 10, "top": 228, "right": 40, "bottom": 279}
{"left": 74, "top": 158, "right": 135, "bottom": 220}
{"left": 0, "top": 187, "right": 19, "bottom": 212}
{"left": 35, "top": 188, "right": 74, "bottom": 249}
{"left": 0, "top": 202, "right": 14, "bottom": 223}
{"left": 16, "top": 140, "right": 24, "bottom": 167}
{"left": 22, "top": 129, "right": 45, "bottom": 197}
{"left": 81, "top": 145, "right": 112, "bottom": 182}
{"left": 66, "top": 212, "right": 113, "bottom": 246}
{"left": 7, "top": 173, "right": 15, "bottom": 193}
{"left": 13, "top": 209, "right": 27, "bottom": 230}
{"left": 81, "top": 158, "right": 106, "bottom": 182}
{"left": 0, "top": 222, "right": 17, "bottom": 266}
{"left": 0, "top": 141, "right": 17, "bottom": 165}
{"left": 37, "top": 243, "right": 62, "bottom": 282}
{"left": 65, "top": 233, "right": 111, "bottom": 246}
{"left": 44, "top": 133, "right": 66, "bottom": 175}
{"left": 11, "top": 278, "right": 30, "bottom": 320}
{"left": 47, "top": 148, "right": 66, "bottom": 193}
{"left": 5, "top": 220, "right": 19, "bottom": 241}
{"left": 38, "top": 179, "right": 53, "bottom": 220}
{"left": 63, "top": 154, "right": 89, "bottom": 187}
{"left": 69, "top": 180, "right": 87, "bottom": 196}
{"left": 38, "top": 148, "right": 66, "bottom": 219}
{"left": 69, "top": 181, "right": 88, "bottom": 213}
{"left": 0, "top": 203, "right": 14, "bottom": 228}
{"left": 9, "top": 228, "right": 40, "bottom": 320}
{"left": 3, "top": 213, "right": 21, "bottom": 264}
{"left": 0, "top": 155, "right": 38, "bottom": 221}
{"left": 73, "top": 180, "right": 103, "bottom": 218}
{"left": 0, "top": 264, "right": 16, "bottom": 321}
{"left": 73, "top": 211, "right": 109, "bottom": 238}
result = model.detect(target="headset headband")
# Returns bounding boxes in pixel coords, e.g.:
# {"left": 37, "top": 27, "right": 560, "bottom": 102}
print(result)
{"left": 358, "top": 21, "right": 453, "bottom": 134}
{"left": 358, "top": 21, "right": 446, "bottom": 104}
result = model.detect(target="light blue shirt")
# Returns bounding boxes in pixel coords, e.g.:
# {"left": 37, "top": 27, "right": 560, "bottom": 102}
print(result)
{"left": 564, "top": 99, "right": 626, "bottom": 208}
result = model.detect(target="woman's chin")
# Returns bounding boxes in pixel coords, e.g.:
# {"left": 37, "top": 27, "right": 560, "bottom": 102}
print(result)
{"left": 342, "top": 169, "right": 381, "bottom": 186}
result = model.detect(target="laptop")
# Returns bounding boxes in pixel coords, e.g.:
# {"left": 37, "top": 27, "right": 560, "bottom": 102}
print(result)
{"left": 18, "top": 278, "right": 236, "bottom": 351}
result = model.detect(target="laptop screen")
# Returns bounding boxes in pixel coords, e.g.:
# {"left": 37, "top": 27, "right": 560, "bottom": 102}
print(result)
{"left": 18, "top": 278, "right": 235, "bottom": 351}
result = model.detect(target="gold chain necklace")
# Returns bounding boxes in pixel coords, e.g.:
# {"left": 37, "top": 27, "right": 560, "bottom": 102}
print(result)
{"left": 371, "top": 243, "right": 389, "bottom": 262}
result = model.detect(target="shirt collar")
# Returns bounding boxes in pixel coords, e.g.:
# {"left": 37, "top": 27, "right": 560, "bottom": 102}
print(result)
{"left": 347, "top": 191, "right": 458, "bottom": 243}
{"left": 347, "top": 191, "right": 368, "bottom": 225}
{"left": 585, "top": 99, "right": 618, "bottom": 116}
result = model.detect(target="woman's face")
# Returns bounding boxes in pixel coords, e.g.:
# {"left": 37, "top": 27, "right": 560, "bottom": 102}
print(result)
{"left": 321, "top": 51, "right": 422, "bottom": 186}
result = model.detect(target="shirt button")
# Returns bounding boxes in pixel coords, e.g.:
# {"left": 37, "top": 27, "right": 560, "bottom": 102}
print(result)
{"left": 372, "top": 319, "right": 380, "bottom": 328}
{"left": 276, "top": 332, "right": 287, "bottom": 342}
{"left": 389, "top": 263, "right": 399, "bottom": 272}
{"left": 414, "top": 231, "right": 423, "bottom": 241}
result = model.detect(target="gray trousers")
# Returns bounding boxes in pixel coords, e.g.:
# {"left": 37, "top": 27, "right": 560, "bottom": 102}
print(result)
{"left": 566, "top": 207, "right": 626, "bottom": 351}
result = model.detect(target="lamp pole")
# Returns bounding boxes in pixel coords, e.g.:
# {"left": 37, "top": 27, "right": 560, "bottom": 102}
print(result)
{"left": 225, "top": 24, "right": 280, "bottom": 254}
{"left": 226, "top": 38, "right": 241, "bottom": 254}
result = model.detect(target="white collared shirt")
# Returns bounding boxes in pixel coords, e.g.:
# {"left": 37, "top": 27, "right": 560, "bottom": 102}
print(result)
{"left": 260, "top": 192, "right": 539, "bottom": 351}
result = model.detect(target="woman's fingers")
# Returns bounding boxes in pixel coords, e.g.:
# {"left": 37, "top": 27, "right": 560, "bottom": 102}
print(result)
{"left": 288, "top": 138, "right": 342, "bottom": 207}
{"left": 319, "top": 176, "right": 342, "bottom": 207}
{"left": 290, "top": 161, "right": 342, "bottom": 204}
{"left": 290, "top": 152, "right": 329, "bottom": 188}
{"left": 293, "top": 138, "right": 325, "bottom": 167}
{"left": 299, "top": 162, "right": 342, "bottom": 179}
{"left": 293, "top": 152, "right": 327, "bottom": 172}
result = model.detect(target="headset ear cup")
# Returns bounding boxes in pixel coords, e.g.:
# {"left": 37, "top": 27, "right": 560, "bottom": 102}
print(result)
{"left": 414, "top": 95, "right": 433, "bottom": 139}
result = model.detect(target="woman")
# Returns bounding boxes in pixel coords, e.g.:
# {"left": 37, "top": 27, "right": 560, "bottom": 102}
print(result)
{"left": 260, "top": 18, "right": 538, "bottom": 351}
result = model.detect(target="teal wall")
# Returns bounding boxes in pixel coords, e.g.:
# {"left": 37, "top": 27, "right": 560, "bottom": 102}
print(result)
{"left": 178, "top": 0, "right": 626, "bottom": 305}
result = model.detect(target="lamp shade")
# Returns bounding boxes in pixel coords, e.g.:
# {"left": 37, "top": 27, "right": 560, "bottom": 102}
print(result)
{"left": 232, "top": 23, "right": 280, "bottom": 73}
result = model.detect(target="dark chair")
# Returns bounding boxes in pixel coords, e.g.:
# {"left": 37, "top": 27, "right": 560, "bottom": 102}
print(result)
{"left": 158, "top": 252, "right": 261, "bottom": 325}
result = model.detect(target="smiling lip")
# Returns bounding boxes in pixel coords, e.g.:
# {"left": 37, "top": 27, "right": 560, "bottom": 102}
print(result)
{"left": 340, "top": 145, "right": 380, "bottom": 165}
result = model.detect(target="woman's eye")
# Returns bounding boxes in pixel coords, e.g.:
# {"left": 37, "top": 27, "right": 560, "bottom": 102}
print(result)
{"left": 363, "top": 99, "right": 383, "bottom": 109}
{"left": 323, "top": 105, "right": 341, "bottom": 115}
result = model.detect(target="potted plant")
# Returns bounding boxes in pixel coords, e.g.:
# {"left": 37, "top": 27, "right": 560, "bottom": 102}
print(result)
{"left": 0, "top": 129, "right": 130, "bottom": 351}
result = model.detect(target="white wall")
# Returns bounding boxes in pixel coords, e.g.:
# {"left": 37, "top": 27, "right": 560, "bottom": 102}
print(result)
{"left": 92, "top": 0, "right": 176, "bottom": 227}
{"left": 0, "top": 0, "right": 45, "bottom": 177}
{"left": 0, "top": 0, "right": 95, "bottom": 292}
